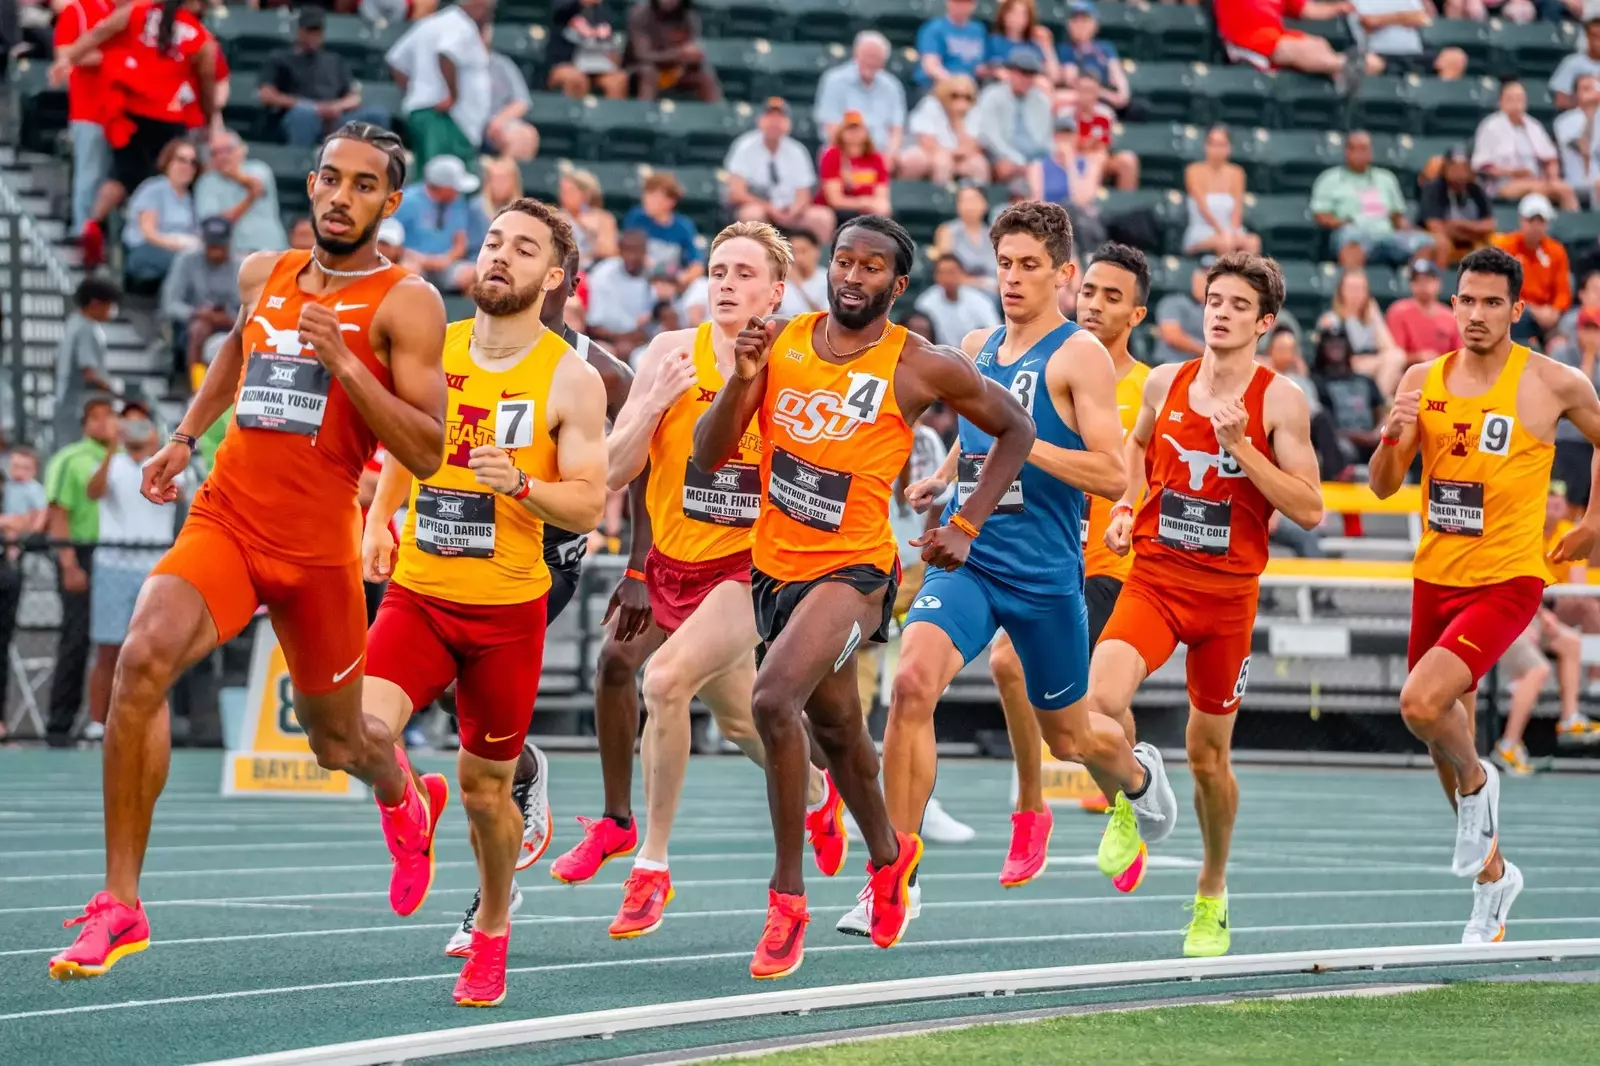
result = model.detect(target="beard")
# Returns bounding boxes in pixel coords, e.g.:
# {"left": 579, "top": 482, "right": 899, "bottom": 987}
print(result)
{"left": 828, "top": 280, "right": 895, "bottom": 331}
{"left": 312, "top": 212, "right": 381, "bottom": 257}
{"left": 472, "top": 275, "right": 545, "bottom": 317}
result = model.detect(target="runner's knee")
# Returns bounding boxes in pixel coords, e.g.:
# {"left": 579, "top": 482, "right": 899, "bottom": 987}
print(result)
{"left": 641, "top": 657, "right": 695, "bottom": 713}
{"left": 303, "top": 721, "right": 360, "bottom": 774}
{"left": 988, "top": 639, "right": 1023, "bottom": 689}
{"left": 1185, "top": 730, "right": 1232, "bottom": 784}
{"left": 888, "top": 661, "right": 941, "bottom": 722}
{"left": 458, "top": 767, "right": 513, "bottom": 822}
{"left": 1398, "top": 678, "right": 1450, "bottom": 731}
{"left": 596, "top": 636, "right": 642, "bottom": 690}
{"left": 751, "top": 682, "right": 803, "bottom": 742}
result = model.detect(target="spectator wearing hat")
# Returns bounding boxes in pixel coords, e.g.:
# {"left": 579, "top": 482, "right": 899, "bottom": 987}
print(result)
{"left": 622, "top": 171, "right": 705, "bottom": 281}
{"left": 722, "top": 99, "right": 836, "bottom": 242}
{"left": 974, "top": 48, "right": 1054, "bottom": 183}
{"left": 815, "top": 31, "right": 907, "bottom": 165}
{"left": 1473, "top": 80, "right": 1579, "bottom": 211}
{"left": 546, "top": 0, "right": 630, "bottom": 100}
{"left": 378, "top": 218, "right": 407, "bottom": 265}
{"left": 1385, "top": 258, "right": 1461, "bottom": 367}
{"left": 625, "top": 0, "right": 723, "bottom": 102}
{"left": 915, "top": 0, "right": 988, "bottom": 87}
{"left": 162, "top": 216, "right": 244, "bottom": 390}
{"left": 816, "top": 110, "right": 893, "bottom": 224}
{"left": 54, "top": 278, "right": 120, "bottom": 454}
{"left": 985, "top": 0, "right": 1059, "bottom": 87}
{"left": 900, "top": 74, "right": 990, "bottom": 185}
{"left": 391, "top": 155, "right": 481, "bottom": 293}
{"left": 1494, "top": 194, "right": 1572, "bottom": 345}
{"left": 261, "top": 8, "right": 389, "bottom": 149}
{"left": 1420, "top": 145, "right": 1496, "bottom": 267}
{"left": 1550, "top": 16, "right": 1600, "bottom": 112}
{"left": 194, "top": 129, "right": 287, "bottom": 256}
{"left": 1310, "top": 130, "right": 1432, "bottom": 269}
{"left": 1554, "top": 74, "right": 1600, "bottom": 208}
{"left": 386, "top": 0, "right": 495, "bottom": 171}
{"left": 1055, "top": 2, "right": 1130, "bottom": 113}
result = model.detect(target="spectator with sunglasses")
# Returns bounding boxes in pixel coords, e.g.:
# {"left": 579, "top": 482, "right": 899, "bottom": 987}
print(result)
{"left": 722, "top": 98, "right": 836, "bottom": 242}
{"left": 899, "top": 75, "right": 990, "bottom": 184}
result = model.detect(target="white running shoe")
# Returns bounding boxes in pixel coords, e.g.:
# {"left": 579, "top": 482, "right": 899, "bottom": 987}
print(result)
{"left": 81, "top": 721, "right": 105, "bottom": 742}
{"left": 514, "top": 742, "right": 552, "bottom": 871}
{"left": 1128, "top": 743, "right": 1178, "bottom": 845}
{"left": 1462, "top": 860, "right": 1523, "bottom": 945}
{"left": 920, "top": 798, "right": 976, "bottom": 844}
{"left": 836, "top": 878, "right": 922, "bottom": 937}
{"left": 1452, "top": 759, "right": 1500, "bottom": 877}
{"left": 444, "top": 881, "right": 524, "bottom": 957}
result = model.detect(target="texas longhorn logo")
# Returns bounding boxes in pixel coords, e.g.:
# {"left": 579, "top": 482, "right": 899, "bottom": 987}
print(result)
{"left": 1162, "top": 435, "right": 1247, "bottom": 491}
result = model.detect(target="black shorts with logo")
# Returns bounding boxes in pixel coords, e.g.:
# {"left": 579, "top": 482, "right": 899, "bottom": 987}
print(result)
{"left": 1085, "top": 574, "right": 1124, "bottom": 648}
{"left": 751, "top": 562, "right": 899, "bottom": 663}
{"left": 542, "top": 527, "right": 588, "bottom": 623}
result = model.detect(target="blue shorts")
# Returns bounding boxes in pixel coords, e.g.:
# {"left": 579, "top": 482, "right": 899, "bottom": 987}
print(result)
{"left": 903, "top": 566, "right": 1089, "bottom": 711}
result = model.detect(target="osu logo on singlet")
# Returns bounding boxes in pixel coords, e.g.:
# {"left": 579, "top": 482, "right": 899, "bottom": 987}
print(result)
{"left": 446, "top": 404, "right": 499, "bottom": 467}
{"left": 771, "top": 376, "right": 886, "bottom": 444}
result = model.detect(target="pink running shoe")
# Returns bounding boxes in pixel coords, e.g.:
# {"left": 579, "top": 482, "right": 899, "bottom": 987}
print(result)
{"left": 806, "top": 772, "right": 848, "bottom": 877}
{"left": 48, "top": 892, "right": 150, "bottom": 980}
{"left": 379, "top": 752, "right": 447, "bottom": 917}
{"left": 550, "top": 815, "right": 637, "bottom": 884}
{"left": 453, "top": 928, "right": 509, "bottom": 1007}
{"left": 999, "top": 807, "right": 1054, "bottom": 888}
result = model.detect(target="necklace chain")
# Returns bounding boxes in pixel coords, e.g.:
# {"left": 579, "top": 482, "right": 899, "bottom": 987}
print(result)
{"left": 823, "top": 317, "right": 889, "bottom": 361}
{"left": 311, "top": 251, "right": 392, "bottom": 278}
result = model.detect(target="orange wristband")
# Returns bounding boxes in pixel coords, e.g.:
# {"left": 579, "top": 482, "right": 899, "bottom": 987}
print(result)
{"left": 625, "top": 568, "right": 646, "bottom": 583}
{"left": 1110, "top": 502, "right": 1134, "bottom": 518}
{"left": 949, "top": 513, "right": 980, "bottom": 539}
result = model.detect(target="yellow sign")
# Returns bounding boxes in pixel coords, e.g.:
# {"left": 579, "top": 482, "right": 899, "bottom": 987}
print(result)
{"left": 221, "top": 618, "right": 367, "bottom": 800}
{"left": 1011, "top": 755, "right": 1100, "bottom": 806}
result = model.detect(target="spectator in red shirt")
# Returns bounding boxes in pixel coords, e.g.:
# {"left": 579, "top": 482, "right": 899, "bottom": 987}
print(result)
{"left": 1054, "top": 72, "right": 1138, "bottom": 189}
{"left": 816, "top": 110, "right": 892, "bottom": 222}
{"left": 1384, "top": 258, "right": 1461, "bottom": 367}
{"left": 54, "top": 0, "right": 120, "bottom": 237}
{"left": 1217, "top": 0, "right": 1362, "bottom": 90}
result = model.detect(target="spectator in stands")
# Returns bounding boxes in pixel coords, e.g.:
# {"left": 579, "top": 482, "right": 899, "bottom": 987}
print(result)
{"left": 194, "top": 130, "right": 286, "bottom": 256}
{"left": 363, "top": 0, "right": 441, "bottom": 24}
{"left": 387, "top": 0, "right": 494, "bottom": 171}
{"left": 53, "top": 0, "right": 116, "bottom": 237}
{"left": 815, "top": 31, "right": 906, "bottom": 164}
{"left": 1348, "top": 0, "right": 1467, "bottom": 80}
{"left": 914, "top": 254, "right": 1001, "bottom": 347}
{"left": 985, "top": 0, "right": 1059, "bottom": 86}
{"left": 468, "top": 157, "right": 523, "bottom": 253}
{"left": 626, "top": 0, "right": 722, "bottom": 101}
{"left": 722, "top": 98, "right": 836, "bottom": 242}
{"left": 1150, "top": 263, "right": 1206, "bottom": 366}
{"left": 557, "top": 168, "right": 620, "bottom": 266}
{"left": 622, "top": 171, "right": 705, "bottom": 280}
{"left": 1552, "top": 269, "right": 1600, "bottom": 361}
{"left": 1495, "top": 605, "right": 1586, "bottom": 777}
{"left": 935, "top": 186, "right": 998, "bottom": 289}
{"left": 1420, "top": 145, "right": 1496, "bottom": 267}
{"left": 902, "top": 311, "right": 937, "bottom": 343}
{"left": 916, "top": 0, "right": 988, "bottom": 86}
{"left": 1554, "top": 309, "right": 1600, "bottom": 514}
{"left": 1, "top": 449, "right": 47, "bottom": 545}
{"left": 391, "top": 154, "right": 479, "bottom": 293}
{"left": 900, "top": 75, "right": 991, "bottom": 185}
{"left": 1311, "top": 323, "right": 1386, "bottom": 466}
{"left": 1473, "top": 80, "right": 1579, "bottom": 211}
{"left": 1544, "top": 485, "right": 1600, "bottom": 690}
{"left": 482, "top": 26, "right": 540, "bottom": 161}
{"left": 259, "top": 7, "right": 387, "bottom": 148}
{"left": 1310, "top": 131, "right": 1431, "bottom": 269}
{"left": 584, "top": 229, "right": 655, "bottom": 354}
{"left": 378, "top": 218, "right": 406, "bottom": 265}
{"left": 1322, "top": 269, "right": 1407, "bottom": 397}
{"left": 546, "top": 0, "right": 630, "bottom": 99}
{"left": 1029, "top": 122, "right": 1107, "bottom": 249}
{"left": 1055, "top": 2, "right": 1129, "bottom": 112}
{"left": 1494, "top": 193, "right": 1572, "bottom": 346}
{"left": 1554, "top": 74, "right": 1600, "bottom": 207}
{"left": 816, "top": 111, "right": 892, "bottom": 224}
{"left": 54, "top": 277, "right": 119, "bottom": 453}
{"left": 121, "top": 139, "right": 200, "bottom": 286}
{"left": 1385, "top": 258, "right": 1460, "bottom": 368}
{"left": 161, "top": 216, "right": 243, "bottom": 385}
{"left": 1216, "top": 0, "right": 1361, "bottom": 90}
{"left": 1551, "top": 16, "right": 1600, "bottom": 112}
{"left": 974, "top": 49, "right": 1053, "bottom": 183}
{"left": 288, "top": 217, "right": 315, "bottom": 251}
{"left": 1182, "top": 125, "right": 1260, "bottom": 256}
{"left": 777, "top": 229, "right": 829, "bottom": 316}
{"left": 44, "top": 395, "right": 116, "bottom": 747}
{"left": 1054, "top": 72, "right": 1138, "bottom": 190}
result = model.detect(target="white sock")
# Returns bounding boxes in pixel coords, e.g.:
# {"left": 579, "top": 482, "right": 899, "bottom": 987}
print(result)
{"left": 634, "top": 856, "right": 668, "bottom": 872}
{"left": 805, "top": 773, "right": 830, "bottom": 813}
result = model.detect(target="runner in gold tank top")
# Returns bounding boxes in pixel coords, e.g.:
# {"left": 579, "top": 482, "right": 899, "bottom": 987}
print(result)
{"left": 693, "top": 216, "right": 1036, "bottom": 981}
{"left": 1372, "top": 246, "right": 1600, "bottom": 947}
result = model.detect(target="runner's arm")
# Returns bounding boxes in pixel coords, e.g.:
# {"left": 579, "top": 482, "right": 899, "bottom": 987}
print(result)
{"left": 1026, "top": 332, "right": 1127, "bottom": 501}
{"left": 1229, "top": 377, "right": 1324, "bottom": 531}
{"left": 625, "top": 463, "right": 654, "bottom": 569}
{"left": 173, "top": 251, "right": 278, "bottom": 440}
{"left": 367, "top": 450, "right": 413, "bottom": 536}
{"left": 916, "top": 343, "right": 1035, "bottom": 531}
{"left": 691, "top": 369, "right": 764, "bottom": 471}
{"left": 510, "top": 358, "right": 609, "bottom": 532}
{"left": 1367, "top": 361, "right": 1427, "bottom": 499}
{"left": 194, "top": 39, "right": 220, "bottom": 130}
{"left": 341, "top": 275, "right": 449, "bottom": 480}
{"left": 606, "top": 334, "right": 681, "bottom": 490}
{"left": 1556, "top": 362, "right": 1600, "bottom": 536}
{"left": 1113, "top": 363, "right": 1174, "bottom": 512}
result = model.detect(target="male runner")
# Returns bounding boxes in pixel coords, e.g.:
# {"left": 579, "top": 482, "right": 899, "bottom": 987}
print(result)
{"left": 838, "top": 205, "right": 1128, "bottom": 936}
{"left": 50, "top": 123, "right": 449, "bottom": 980}
{"left": 1094, "top": 252, "right": 1324, "bottom": 958}
{"left": 1377, "top": 246, "right": 1600, "bottom": 943}
{"left": 553, "top": 221, "right": 834, "bottom": 939}
{"left": 693, "top": 215, "right": 1037, "bottom": 979}
{"left": 360, "top": 198, "right": 608, "bottom": 1006}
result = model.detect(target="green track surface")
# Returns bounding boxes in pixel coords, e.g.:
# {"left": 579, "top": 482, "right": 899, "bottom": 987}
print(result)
{"left": 2, "top": 749, "right": 1599, "bottom": 1065}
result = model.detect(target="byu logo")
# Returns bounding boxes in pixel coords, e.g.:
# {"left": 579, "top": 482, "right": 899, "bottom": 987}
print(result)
{"left": 268, "top": 364, "right": 298, "bottom": 386}
{"left": 913, "top": 595, "right": 942, "bottom": 610}
{"left": 437, "top": 497, "right": 465, "bottom": 519}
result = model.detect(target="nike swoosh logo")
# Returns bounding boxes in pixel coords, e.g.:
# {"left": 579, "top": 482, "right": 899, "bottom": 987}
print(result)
{"left": 1222, "top": 696, "right": 1241, "bottom": 709}
{"left": 771, "top": 919, "right": 804, "bottom": 960}
{"left": 1044, "top": 686, "right": 1074, "bottom": 700}
{"left": 1118, "top": 405, "right": 1131, "bottom": 412}
{"left": 1458, "top": 635, "right": 1482, "bottom": 653}
{"left": 484, "top": 731, "right": 517, "bottom": 744}
{"left": 107, "top": 922, "right": 137, "bottom": 945}
{"left": 331, "top": 655, "right": 363, "bottom": 684}
{"left": 623, "top": 885, "right": 665, "bottom": 921}
{"left": 501, "top": 390, "right": 527, "bottom": 399}
{"left": 334, "top": 302, "right": 367, "bottom": 313}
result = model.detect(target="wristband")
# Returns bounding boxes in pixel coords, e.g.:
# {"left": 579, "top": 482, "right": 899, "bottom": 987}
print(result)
{"left": 169, "top": 431, "right": 197, "bottom": 450}
{"left": 625, "top": 567, "right": 647, "bottom": 583}
{"left": 1380, "top": 432, "right": 1402, "bottom": 446}
{"left": 948, "top": 513, "right": 980, "bottom": 539}
{"left": 1110, "top": 502, "right": 1134, "bottom": 518}
{"left": 509, "top": 470, "right": 531, "bottom": 501}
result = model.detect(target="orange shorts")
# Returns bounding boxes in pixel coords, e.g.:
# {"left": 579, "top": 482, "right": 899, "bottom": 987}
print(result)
{"left": 1097, "top": 565, "right": 1258, "bottom": 716}
{"left": 151, "top": 513, "right": 366, "bottom": 696}
{"left": 1220, "top": 23, "right": 1306, "bottom": 72}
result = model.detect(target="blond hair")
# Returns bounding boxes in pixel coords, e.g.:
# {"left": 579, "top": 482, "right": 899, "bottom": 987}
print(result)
{"left": 709, "top": 221, "right": 794, "bottom": 282}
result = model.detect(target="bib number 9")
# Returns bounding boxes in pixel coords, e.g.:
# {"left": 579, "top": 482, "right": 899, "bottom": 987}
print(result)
{"left": 1479, "top": 413, "right": 1513, "bottom": 457}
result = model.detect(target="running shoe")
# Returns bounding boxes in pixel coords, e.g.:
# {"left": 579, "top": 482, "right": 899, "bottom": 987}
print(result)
{"left": 551, "top": 814, "right": 637, "bottom": 884}
{"left": 514, "top": 741, "right": 552, "bottom": 871}
{"left": 1128, "top": 742, "right": 1178, "bottom": 844}
{"left": 444, "top": 882, "right": 525, "bottom": 958}
{"left": 1462, "top": 860, "right": 1524, "bottom": 945}
{"left": 836, "top": 878, "right": 921, "bottom": 936}
{"left": 609, "top": 866, "right": 674, "bottom": 939}
{"left": 380, "top": 755, "right": 447, "bottom": 917}
{"left": 48, "top": 892, "right": 150, "bottom": 980}
{"left": 805, "top": 772, "right": 848, "bottom": 877}
{"left": 999, "top": 807, "right": 1053, "bottom": 888}
{"left": 80, "top": 220, "right": 104, "bottom": 270}
{"left": 1492, "top": 740, "right": 1535, "bottom": 778}
{"left": 1182, "top": 892, "right": 1230, "bottom": 957}
{"left": 750, "top": 889, "right": 809, "bottom": 980}
{"left": 453, "top": 928, "right": 509, "bottom": 1007}
{"left": 1556, "top": 714, "right": 1600, "bottom": 748}
{"left": 919, "top": 798, "right": 976, "bottom": 844}
{"left": 1079, "top": 791, "right": 1110, "bottom": 814}
{"left": 1096, "top": 793, "right": 1148, "bottom": 894}
{"left": 1453, "top": 759, "right": 1500, "bottom": 878}
{"left": 866, "top": 831, "right": 924, "bottom": 949}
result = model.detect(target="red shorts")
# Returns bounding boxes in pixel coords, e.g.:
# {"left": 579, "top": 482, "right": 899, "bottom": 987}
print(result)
{"left": 151, "top": 513, "right": 365, "bottom": 696}
{"left": 1220, "top": 22, "right": 1306, "bottom": 72}
{"left": 366, "top": 583, "right": 548, "bottom": 762}
{"left": 645, "top": 547, "right": 752, "bottom": 633}
{"left": 1407, "top": 577, "right": 1545, "bottom": 689}
{"left": 1097, "top": 564, "right": 1258, "bottom": 716}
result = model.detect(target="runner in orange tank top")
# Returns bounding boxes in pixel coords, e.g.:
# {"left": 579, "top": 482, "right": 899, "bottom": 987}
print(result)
{"left": 693, "top": 216, "right": 1036, "bottom": 980}
{"left": 49, "top": 125, "right": 451, "bottom": 983}
{"left": 1372, "top": 246, "right": 1600, "bottom": 946}
{"left": 1093, "top": 253, "right": 1324, "bottom": 958}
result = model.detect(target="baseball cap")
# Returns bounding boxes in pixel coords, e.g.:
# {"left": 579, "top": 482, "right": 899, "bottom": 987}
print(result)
{"left": 1518, "top": 192, "right": 1556, "bottom": 220}
{"left": 1005, "top": 48, "right": 1043, "bottom": 74}
{"left": 840, "top": 109, "right": 866, "bottom": 128}
{"left": 377, "top": 218, "right": 406, "bottom": 247}
{"left": 1068, "top": 1, "right": 1098, "bottom": 17}
{"left": 763, "top": 97, "right": 790, "bottom": 115}
{"left": 199, "top": 215, "right": 232, "bottom": 247}
{"left": 296, "top": 6, "right": 325, "bottom": 30}
{"left": 1443, "top": 143, "right": 1471, "bottom": 165}
{"left": 1580, "top": 307, "right": 1600, "bottom": 329}
{"left": 1407, "top": 258, "right": 1437, "bottom": 279}
{"left": 119, "top": 398, "right": 153, "bottom": 420}
{"left": 423, "top": 155, "right": 481, "bottom": 195}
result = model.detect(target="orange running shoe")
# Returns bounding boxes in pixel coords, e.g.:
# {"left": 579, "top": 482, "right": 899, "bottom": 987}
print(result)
{"left": 48, "top": 892, "right": 150, "bottom": 980}
{"left": 453, "top": 927, "right": 509, "bottom": 1007}
{"left": 750, "top": 890, "right": 809, "bottom": 980}
{"left": 551, "top": 814, "right": 637, "bottom": 884}
{"left": 1080, "top": 791, "right": 1111, "bottom": 814}
{"left": 867, "top": 831, "right": 924, "bottom": 949}
{"left": 999, "top": 807, "right": 1053, "bottom": 888}
{"left": 380, "top": 753, "right": 447, "bottom": 917}
{"left": 806, "top": 771, "right": 848, "bottom": 877}
{"left": 609, "top": 866, "right": 674, "bottom": 938}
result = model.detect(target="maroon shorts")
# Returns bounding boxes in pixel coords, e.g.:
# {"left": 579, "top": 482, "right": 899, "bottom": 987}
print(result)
{"left": 1407, "top": 576, "right": 1545, "bottom": 689}
{"left": 366, "top": 583, "right": 547, "bottom": 762}
{"left": 644, "top": 547, "right": 752, "bottom": 634}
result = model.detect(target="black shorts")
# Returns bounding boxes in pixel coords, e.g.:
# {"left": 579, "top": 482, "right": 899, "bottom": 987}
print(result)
{"left": 1554, "top": 439, "right": 1592, "bottom": 508}
{"left": 546, "top": 562, "right": 580, "bottom": 623}
{"left": 363, "top": 579, "right": 387, "bottom": 627}
{"left": 1085, "top": 574, "right": 1123, "bottom": 648}
{"left": 112, "top": 117, "right": 190, "bottom": 193}
{"left": 751, "top": 562, "right": 899, "bottom": 661}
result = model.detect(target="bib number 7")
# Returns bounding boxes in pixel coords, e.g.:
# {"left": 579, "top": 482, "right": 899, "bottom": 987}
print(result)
{"left": 496, "top": 400, "right": 534, "bottom": 449}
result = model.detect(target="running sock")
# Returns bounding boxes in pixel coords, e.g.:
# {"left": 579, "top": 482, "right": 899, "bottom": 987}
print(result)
{"left": 1126, "top": 767, "right": 1151, "bottom": 802}
{"left": 514, "top": 746, "right": 537, "bottom": 786}
{"left": 634, "top": 857, "right": 668, "bottom": 873}
{"left": 607, "top": 813, "right": 633, "bottom": 830}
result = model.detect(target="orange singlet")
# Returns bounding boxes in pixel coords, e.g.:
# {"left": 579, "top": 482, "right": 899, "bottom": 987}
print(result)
{"left": 1082, "top": 360, "right": 1150, "bottom": 584}
{"left": 153, "top": 250, "right": 412, "bottom": 694}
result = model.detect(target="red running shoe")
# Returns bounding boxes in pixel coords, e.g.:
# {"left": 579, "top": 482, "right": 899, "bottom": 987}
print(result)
{"left": 608, "top": 866, "right": 674, "bottom": 939}
{"left": 453, "top": 927, "right": 509, "bottom": 1007}
{"left": 379, "top": 754, "right": 447, "bottom": 917}
{"left": 750, "top": 889, "right": 809, "bottom": 980}
{"left": 805, "top": 771, "right": 848, "bottom": 877}
{"left": 999, "top": 807, "right": 1054, "bottom": 888}
{"left": 550, "top": 814, "right": 637, "bottom": 884}
{"left": 867, "top": 831, "right": 923, "bottom": 949}
{"left": 80, "top": 220, "right": 104, "bottom": 270}
{"left": 48, "top": 891, "right": 150, "bottom": 980}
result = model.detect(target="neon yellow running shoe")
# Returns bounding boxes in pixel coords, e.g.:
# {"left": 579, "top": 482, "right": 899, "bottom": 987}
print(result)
{"left": 1096, "top": 793, "right": 1148, "bottom": 894}
{"left": 1183, "top": 892, "right": 1231, "bottom": 958}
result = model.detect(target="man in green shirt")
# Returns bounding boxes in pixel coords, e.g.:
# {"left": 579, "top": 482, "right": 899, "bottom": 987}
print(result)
{"left": 1310, "top": 130, "right": 1434, "bottom": 268}
{"left": 43, "top": 395, "right": 116, "bottom": 745}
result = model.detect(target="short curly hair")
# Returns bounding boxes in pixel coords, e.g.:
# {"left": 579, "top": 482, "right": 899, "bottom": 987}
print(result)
{"left": 1206, "top": 252, "right": 1286, "bottom": 321}
{"left": 493, "top": 197, "right": 577, "bottom": 270}
{"left": 990, "top": 201, "right": 1074, "bottom": 268}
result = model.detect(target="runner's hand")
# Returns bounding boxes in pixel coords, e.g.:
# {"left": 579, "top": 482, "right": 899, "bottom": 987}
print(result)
{"left": 734, "top": 316, "right": 779, "bottom": 380}
{"left": 1210, "top": 398, "right": 1248, "bottom": 450}
{"left": 361, "top": 520, "right": 397, "bottom": 583}
{"left": 904, "top": 476, "right": 949, "bottom": 513}
{"left": 467, "top": 446, "right": 520, "bottom": 494}
{"left": 649, "top": 347, "right": 697, "bottom": 410}
{"left": 912, "top": 523, "right": 974, "bottom": 571}
{"left": 603, "top": 572, "right": 653, "bottom": 642}
{"left": 1105, "top": 511, "right": 1134, "bottom": 556}
{"left": 1385, "top": 389, "right": 1421, "bottom": 440}
{"left": 140, "top": 441, "right": 190, "bottom": 504}
{"left": 1551, "top": 523, "right": 1598, "bottom": 565}
{"left": 298, "top": 303, "right": 355, "bottom": 374}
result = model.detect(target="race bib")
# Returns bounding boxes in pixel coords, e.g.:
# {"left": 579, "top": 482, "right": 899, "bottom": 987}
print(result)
{"left": 236, "top": 351, "right": 331, "bottom": 436}
{"left": 956, "top": 451, "right": 1024, "bottom": 514}
{"left": 682, "top": 460, "right": 761, "bottom": 527}
{"left": 768, "top": 447, "right": 852, "bottom": 533}
{"left": 1157, "top": 489, "right": 1230, "bottom": 554}
{"left": 1427, "top": 477, "right": 1484, "bottom": 537}
{"left": 1080, "top": 516, "right": 1090, "bottom": 548}
{"left": 413, "top": 485, "right": 497, "bottom": 558}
